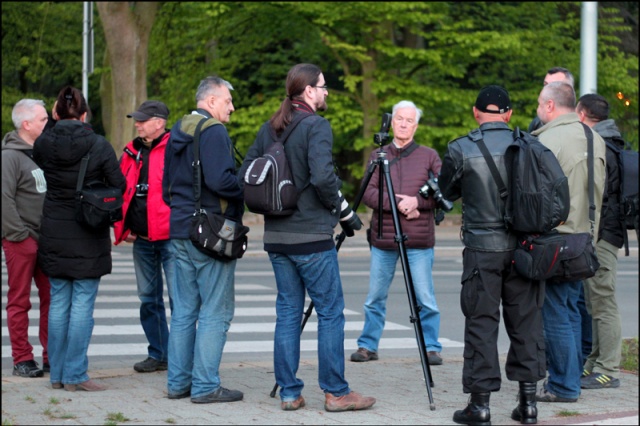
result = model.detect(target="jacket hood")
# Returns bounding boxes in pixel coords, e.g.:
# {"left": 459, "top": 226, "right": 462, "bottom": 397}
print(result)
{"left": 2, "top": 130, "right": 32, "bottom": 151}
{"left": 38, "top": 120, "right": 96, "bottom": 166}
{"left": 169, "top": 113, "right": 222, "bottom": 155}
{"left": 593, "top": 119, "right": 623, "bottom": 141}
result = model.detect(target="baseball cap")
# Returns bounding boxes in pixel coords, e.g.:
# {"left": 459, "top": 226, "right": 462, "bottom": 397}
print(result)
{"left": 127, "top": 100, "right": 169, "bottom": 121}
{"left": 475, "top": 85, "right": 511, "bottom": 114}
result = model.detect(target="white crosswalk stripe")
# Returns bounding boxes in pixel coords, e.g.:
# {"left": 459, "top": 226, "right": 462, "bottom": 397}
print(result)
{"left": 2, "top": 250, "right": 464, "bottom": 359}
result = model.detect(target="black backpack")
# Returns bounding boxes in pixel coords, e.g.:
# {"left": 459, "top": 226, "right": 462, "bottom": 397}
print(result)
{"left": 470, "top": 127, "right": 570, "bottom": 234}
{"left": 605, "top": 139, "right": 639, "bottom": 254}
{"left": 243, "top": 114, "right": 312, "bottom": 216}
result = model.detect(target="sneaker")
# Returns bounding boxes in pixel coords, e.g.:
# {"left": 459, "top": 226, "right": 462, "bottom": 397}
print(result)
{"left": 134, "top": 357, "right": 168, "bottom": 373}
{"left": 581, "top": 373, "right": 620, "bottom": 389}
{"left": 168, "top": 389, "right": 191, "bottom": 400}
{"left": 325, "top": 391, "right": 376, "bottom": 412}
{"left": 281, "top": 395, "right": 305, "bottom": 411}
{"left": 535, "top": 385, "right": 577, "bottom": 403}
{"left": 581, "top": 368, "right": 590, "bottom": 377}
{"left": 43, "top": 363, "right": 50, "bottom": 373}
{"left": 12, "top": 360, "right": 44, "bottom": 378}
{"left": 427, "top": 351, "right": 443, "bottom": 366}
{"left": 191, "top": 387, "right": 243, "bottom": 404}
{"left": 350, "top": 347, "right": 378, "bottom": 362}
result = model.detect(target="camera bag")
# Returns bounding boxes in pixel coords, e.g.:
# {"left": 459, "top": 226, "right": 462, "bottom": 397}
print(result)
{"left": 189, "top": 117, "right": 249, "bottom": 262}
{"left": 75, "top": 154, "right": 123, "bottom": 229}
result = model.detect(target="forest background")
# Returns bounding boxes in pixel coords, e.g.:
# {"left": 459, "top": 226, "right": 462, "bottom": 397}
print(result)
{"left": 2, "top": 1, "right": 638, "bottom": 201}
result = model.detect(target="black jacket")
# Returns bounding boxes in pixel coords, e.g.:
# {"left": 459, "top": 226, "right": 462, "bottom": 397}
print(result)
{"left": 593, "top": 119, "right": 626, "bottom": 248}
{"left": 439, "top": 122, "right": 516, "bottom": 251}
{"left": 239, "top": 111, "right": 341, "bottom": 253}
{"left": 33, "top": 120, "right": 125, "bottom": 279}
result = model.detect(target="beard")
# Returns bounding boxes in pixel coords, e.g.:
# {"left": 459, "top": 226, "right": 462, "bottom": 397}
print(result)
{"left": 316, "top": 99, "right": 328, "bottom": 112}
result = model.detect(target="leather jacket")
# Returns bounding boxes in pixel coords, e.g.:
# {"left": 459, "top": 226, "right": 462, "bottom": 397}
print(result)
{"left": 439, "top": 122, "right": 516, "bottom": 251}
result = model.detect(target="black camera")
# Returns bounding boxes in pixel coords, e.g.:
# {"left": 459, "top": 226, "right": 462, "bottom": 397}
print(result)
{"left": 373, "top": 113, "right": 392, "bottom": 146}
{"left": 418, "top": 171, "right": 454, "bottom": 213}
{"left": 135, "top": 183, "right": 149, "bottom": 197}
{"left": 338, "top": 190, "right": 363, "bottom": 237}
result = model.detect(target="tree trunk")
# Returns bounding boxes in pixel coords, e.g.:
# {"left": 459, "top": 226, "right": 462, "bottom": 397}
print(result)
{"left": 96, "top": 2, "right": 159, "bottom": 156}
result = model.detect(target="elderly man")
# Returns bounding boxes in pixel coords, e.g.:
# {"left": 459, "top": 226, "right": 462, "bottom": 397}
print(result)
{"left": 113, "top": 100, "right": 174, "bottom": 374}
{"left": 2, "top": 99, "right": 51, "bottom": 378}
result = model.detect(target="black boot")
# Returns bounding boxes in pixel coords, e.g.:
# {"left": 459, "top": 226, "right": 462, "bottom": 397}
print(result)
{"left": 453, "top": 392, "right": 491, "bottom": 425}
{"left": 511, "top": 381, "right": 537, "bottom": 424}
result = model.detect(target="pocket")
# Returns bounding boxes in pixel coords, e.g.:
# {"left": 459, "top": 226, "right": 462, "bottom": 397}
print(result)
{"left": 460, "top": 267, "right": 481, "bottom": 317}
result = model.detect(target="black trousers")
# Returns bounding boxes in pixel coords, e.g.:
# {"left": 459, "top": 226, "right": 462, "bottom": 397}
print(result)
{"left": 460, "top": 248, "right": 546, "bottom": 393}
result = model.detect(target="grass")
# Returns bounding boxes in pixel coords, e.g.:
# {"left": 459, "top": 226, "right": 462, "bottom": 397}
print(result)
{"left": 558, "top": 410, "right": 580, "bottom": 417}
{"left": 105, "top": 412, "right": 130, "bottom": 424}
{"left": 164, "top": 419, "right": 176, "bottom": 424}
{"left": 621, "top": 337, "right": 638, "bottom": 373}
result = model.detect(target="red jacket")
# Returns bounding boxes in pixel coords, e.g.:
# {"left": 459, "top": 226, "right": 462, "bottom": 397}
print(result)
{"left": 363, "top": 141, "right": 441, "bottom": 250}
{"left": 113, "top": 132, "right": 171, "bottom": 244}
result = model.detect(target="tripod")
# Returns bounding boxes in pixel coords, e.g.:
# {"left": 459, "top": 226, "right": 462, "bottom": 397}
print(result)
{"left": 269, "top": 135, "right": 436, "bottom": 410}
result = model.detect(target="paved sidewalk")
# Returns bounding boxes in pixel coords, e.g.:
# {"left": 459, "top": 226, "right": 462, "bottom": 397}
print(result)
{"left": 2, "top": 356, "right": 638, "bottom": 425}
{"left": 2, "top": 215, "right": 637, "bottom": 425}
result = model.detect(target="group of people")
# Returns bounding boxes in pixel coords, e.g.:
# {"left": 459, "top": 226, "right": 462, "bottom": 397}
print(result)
{"left": 2, "top": 64, "right": 628, "bottom": 420}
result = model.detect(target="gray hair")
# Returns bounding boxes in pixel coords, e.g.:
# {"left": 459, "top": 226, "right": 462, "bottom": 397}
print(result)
{"left": 542, "top": 81, "right": 576, "bottom": 109}
{"left": 195, "top": 76, "right": 234, "bottom": 103}
{"left": 12, "top": 99, "right": 46, "bottom": 129}
{"left": 392, "top": 100, "right": 423, "bottom": 123}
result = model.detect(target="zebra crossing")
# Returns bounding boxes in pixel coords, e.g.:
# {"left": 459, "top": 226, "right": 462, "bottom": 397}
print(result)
{"left": 2, "top": 246, "right": 464, "bottom": 361}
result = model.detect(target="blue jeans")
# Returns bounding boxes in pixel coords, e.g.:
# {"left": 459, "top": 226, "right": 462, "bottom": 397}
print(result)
{"left": 48, "top": 277, "right": 99, "bottom": 385}
{"left": 269, "top": 248, "right": 350, "bottom": 402}
{"left": 357, "top": 247, "right": 442, "bottom": 353}
{"left": 542, "top": 280, "right": 582, "bottom": 399}
{"left": 167, "top": 239, "right": 236, "bottom": 399}
{"left": 133, "top": 238, "right": 174, "bottom": 362}
{"left": 577, "top": 284, "right": 592, "bottom": 363}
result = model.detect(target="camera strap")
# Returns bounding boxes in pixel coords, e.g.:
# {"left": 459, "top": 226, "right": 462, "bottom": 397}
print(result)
{"left": 389, "top": 142, "right": 419, "bottom": 167}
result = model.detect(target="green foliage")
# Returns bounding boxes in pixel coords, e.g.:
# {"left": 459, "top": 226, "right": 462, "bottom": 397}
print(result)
{"left": 621, "top": 337, "right": 639, "bottom": 373}
{"left": 2, "top": 2, "right": 638, "bottom": 199}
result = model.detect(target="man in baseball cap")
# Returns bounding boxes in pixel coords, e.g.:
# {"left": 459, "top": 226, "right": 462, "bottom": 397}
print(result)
{"left": 475, "top": 85, "right": 511, "bottom": 114}
{"left": 127, "top": 100, "right": 170, "bottom": 121}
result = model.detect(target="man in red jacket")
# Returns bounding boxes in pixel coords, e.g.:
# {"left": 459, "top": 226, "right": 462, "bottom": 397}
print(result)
{"left": 114, "top": 100, "right": 174, "bottom": 373}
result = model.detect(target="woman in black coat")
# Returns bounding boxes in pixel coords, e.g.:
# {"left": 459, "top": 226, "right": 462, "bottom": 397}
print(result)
{"left": 33, "top": 86, "right": 125, "bottom": 392}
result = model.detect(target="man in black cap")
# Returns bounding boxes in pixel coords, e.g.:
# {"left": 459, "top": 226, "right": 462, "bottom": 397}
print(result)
{"left": 439, "top": 85, "right": 546, "bottom": 425}
{"left": 113, "top": 100, "right": 174, "bottom": 374}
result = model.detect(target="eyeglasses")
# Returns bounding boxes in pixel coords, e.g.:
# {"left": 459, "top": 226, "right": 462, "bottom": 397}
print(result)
{"left": 314, "top": 85, "right": 329, "bottom": 91}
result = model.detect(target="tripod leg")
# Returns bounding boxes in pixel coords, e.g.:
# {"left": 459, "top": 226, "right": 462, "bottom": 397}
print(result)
{"left": 380, "top": 158, "right": 436, "bottom": 410}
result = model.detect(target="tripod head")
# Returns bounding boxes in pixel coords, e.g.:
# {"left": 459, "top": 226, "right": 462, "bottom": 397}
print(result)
{"left": 373, "top": 113, "right": 392, "bottom": 146}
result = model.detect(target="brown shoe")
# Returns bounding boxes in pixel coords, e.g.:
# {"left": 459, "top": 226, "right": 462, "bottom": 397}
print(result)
{"left": 51, "top": 382, "right": 63, "bottom": 390}
{"left": 281, "top": 395, "right": 305, "bottom": 411}
{"left": 325, "top": 391, "right": 376, "bottom": 412}
{"left": 350, "top": 347, "right": 379, "bottom": 362}
{"left": 64, "top": 379, "right": 106, "bottom": 392}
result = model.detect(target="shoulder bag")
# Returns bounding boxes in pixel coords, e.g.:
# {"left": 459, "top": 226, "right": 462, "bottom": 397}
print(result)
{"left": 75, "top": 154, "right": 123, "bottom": 229}
{"left": 189, "top": 117, "right": 250, "bottom": 261}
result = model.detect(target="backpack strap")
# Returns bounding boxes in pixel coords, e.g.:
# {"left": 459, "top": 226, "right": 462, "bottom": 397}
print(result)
{"left": 192, "top": 117, "right": 210, "bottom": 211}
{"left": 270, "top": 113, "right": 313, "bottom": 144}
{"left": 469, "top": 128, "right": 508, "bottom": 200}
{"left": 579, "top": 122, "right": 596, "bottom": 238}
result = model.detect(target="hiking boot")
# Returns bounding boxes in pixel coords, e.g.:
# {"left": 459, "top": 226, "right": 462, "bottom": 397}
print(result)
{"left": 13, "top": 360, "right": 44, "bottom": 378}
{"left": 427, "top": 351, "right": 443, "bottom": 365}
{"left": 350, "top": 347, "right": 378, "bottom": 362}
{"left": 511, "top": 381, "right": 537, "bottom": 424}
{"left": 581, "top": 373, "right": 620, "bottom": 389}
{"left": 453, "top": 392, "right": 491, "bottom": 425}
{"left": 191, "top": 387, "right": 243, "bottom": 404}
{"left": 281, "top": 395, "right": 305, "bottom": 411}
{"left": 64, "top": 379, "right": 106, "bottom": 392}
{"left": 324, "top": 391, "right": 376, "bottom": 412}
{"left": 43, "top": 362, "right": 50, "bottom": 373}
{"left": 535, "top": 385, "right": 577, "bottom": 403}
{"left": 134, "top": 357, "right": 168, "bottom": 373}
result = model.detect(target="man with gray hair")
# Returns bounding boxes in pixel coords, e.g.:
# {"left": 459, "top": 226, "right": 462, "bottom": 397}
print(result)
{"left": 162, "top": 76, "right": 244, "bottom": 403}
{"left": 532, "top": 81, "right": 606, "bottom": 403}
{"left": 351, "top": 100, "right": 444, "bottom": 367}
{"left": 2, "top": 99, "right": 51, "bottom": 378}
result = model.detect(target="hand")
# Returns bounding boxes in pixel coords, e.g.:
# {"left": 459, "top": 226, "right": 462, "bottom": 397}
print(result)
{"left": 405, "top": 209, "right": 420, "bottom": 220}
{"left": 124, "top": 233, "right": 137, "bottom": 243}
{"left": 396, "top": 194, "right": 418, "bottom": 216}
